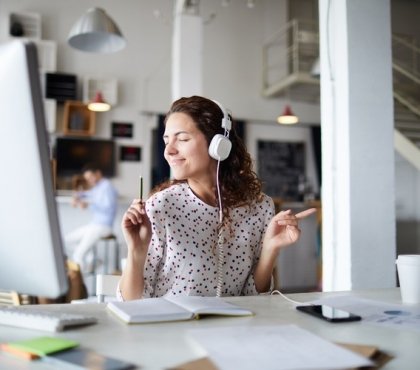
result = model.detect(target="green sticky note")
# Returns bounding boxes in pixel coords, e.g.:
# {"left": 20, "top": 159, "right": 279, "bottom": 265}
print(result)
{"left": 8, "top": 336, "right": 78, "bottom": 356}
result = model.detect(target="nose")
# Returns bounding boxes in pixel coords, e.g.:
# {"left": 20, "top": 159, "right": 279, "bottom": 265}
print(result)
{"left": 164, "top": 139, "right": 178, "bottom": 155}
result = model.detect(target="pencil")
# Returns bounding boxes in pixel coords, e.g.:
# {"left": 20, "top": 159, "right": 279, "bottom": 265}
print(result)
{"left": 139, "top": 176, "right": 143, "bottom": 201}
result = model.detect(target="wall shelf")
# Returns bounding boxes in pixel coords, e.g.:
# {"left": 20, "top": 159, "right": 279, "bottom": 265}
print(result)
{"left": 62, "top": 101, "right": 96, "bottom": 137}
{"left": 9, "top": 12, "right": 41, "bottom": 39}
{"left": 83, "top": 78, "right": 118, "bottom": 106}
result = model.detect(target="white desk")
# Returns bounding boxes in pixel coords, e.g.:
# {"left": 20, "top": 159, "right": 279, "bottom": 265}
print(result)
{"left": 0, "top": 289, "right": 418, "bottom": 370}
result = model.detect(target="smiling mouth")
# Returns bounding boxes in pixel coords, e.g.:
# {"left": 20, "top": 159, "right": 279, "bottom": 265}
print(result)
{"left": 169, "top": 159, "right": 184, "bottom": 166}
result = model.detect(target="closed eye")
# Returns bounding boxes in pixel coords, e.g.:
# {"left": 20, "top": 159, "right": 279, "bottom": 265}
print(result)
{"left": 163, "top": 131, "right": 191, "bottom": 144}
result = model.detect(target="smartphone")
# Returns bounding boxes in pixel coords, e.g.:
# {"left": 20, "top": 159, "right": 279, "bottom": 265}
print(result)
{"left": 43, "top": 348, "right": 138, "bottom": 370}
{"left": 296, "top": 304, "right": 362, "bottom": 323}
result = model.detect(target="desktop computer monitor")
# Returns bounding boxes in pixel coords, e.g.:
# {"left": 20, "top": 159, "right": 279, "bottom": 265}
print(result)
{"left": 0, "top": 40, "right": 68, "bottom": 298}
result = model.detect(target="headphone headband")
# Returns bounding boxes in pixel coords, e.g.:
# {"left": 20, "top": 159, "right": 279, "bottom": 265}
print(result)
{"left": 208, "top": 99, "right": 232, "bottom": 161}
{"left": 212, "top": 100, "right": 232, "bottom": 131}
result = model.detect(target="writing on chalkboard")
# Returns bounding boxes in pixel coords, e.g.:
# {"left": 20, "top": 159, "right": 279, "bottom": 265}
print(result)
{"left": 257, "top": 140, "right": 305, "bottom": 201}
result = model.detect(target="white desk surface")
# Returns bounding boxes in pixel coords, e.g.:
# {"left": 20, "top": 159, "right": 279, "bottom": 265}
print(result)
{"left": 0, "top": 288, "right": 418, "bottom": 370}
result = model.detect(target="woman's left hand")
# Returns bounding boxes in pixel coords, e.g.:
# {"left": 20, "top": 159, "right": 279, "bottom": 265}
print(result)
{"left": 263, "top": 208, "right": 317, "bottom": 252}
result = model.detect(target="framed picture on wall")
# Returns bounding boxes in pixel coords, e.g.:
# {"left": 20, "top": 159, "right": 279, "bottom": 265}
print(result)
{"left": 120, "top": 146, "right": 141, "bottom": 162}
{"left": 112, "top": 122, "right": 133, "bottom": 138}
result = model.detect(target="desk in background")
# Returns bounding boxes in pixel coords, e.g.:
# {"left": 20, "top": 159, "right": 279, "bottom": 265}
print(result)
{"left": 0, "top": 289, "right": 418, "bottom": 370}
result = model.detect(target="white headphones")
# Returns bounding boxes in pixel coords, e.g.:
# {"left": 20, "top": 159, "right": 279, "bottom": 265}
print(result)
{"left": 208, "top": 100, "right": 232, "bottom": 161}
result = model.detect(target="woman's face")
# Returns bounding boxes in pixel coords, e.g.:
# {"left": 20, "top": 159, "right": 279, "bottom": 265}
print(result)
{"left": 163, "top": 112, "right": 214, "bottom": 182}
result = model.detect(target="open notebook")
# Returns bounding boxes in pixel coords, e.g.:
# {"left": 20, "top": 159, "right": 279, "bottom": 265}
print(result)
{"left": 107, "top": 296, "right": 254, "bottom": 324}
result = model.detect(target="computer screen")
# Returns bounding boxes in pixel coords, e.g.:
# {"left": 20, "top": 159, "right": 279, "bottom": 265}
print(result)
{"left": 0, "top": 40, "right": 68, "bottom": 298}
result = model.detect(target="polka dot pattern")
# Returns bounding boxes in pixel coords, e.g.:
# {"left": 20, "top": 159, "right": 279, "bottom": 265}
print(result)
{"left": 143, "top": 183, "right": 274, "bottom": 297}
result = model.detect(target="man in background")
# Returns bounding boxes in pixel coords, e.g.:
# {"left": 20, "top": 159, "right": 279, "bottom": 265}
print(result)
{"left": 65, "top": 163, "right": 118, "bottom": 273}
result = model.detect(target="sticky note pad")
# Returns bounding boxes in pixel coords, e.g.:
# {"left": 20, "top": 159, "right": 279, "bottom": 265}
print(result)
{"left": 7, "top": 336, "right": 78, "bottom": 356}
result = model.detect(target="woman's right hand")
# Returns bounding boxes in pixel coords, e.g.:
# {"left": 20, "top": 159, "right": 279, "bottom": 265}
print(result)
{"left": 120, "top": 199, "right": 151, "bottom": 300}
{"left": 121, "top": 199, "right": 152, "bottom": 254}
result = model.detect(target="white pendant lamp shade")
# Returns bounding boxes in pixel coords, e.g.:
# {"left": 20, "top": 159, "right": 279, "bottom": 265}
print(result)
{"left": 68, "top": 8, "right": 126, "bottom": 53}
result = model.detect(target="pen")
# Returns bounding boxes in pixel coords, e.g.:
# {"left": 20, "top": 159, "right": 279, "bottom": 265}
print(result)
{"left": 139, "top": 176, "right": 143, "bottom": 202}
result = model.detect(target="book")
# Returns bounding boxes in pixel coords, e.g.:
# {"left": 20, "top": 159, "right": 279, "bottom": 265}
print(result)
{"left": 6, "top": 336, "right": 78, "bottom": 356}
{"left": 107, "top": 296, "right": 254, "bottom": 324}
{"left": 0, "top": 343, "right": 40, "bottom": 360}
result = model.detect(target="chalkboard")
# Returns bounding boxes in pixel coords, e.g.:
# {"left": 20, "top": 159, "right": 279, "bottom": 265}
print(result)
{"left": 257, "top": 140, "right": 305, "bottom": 200}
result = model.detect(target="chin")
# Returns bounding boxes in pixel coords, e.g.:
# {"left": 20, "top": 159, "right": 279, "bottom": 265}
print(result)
{"left": 171, "top": 171, "right": 187, "bottom": 181}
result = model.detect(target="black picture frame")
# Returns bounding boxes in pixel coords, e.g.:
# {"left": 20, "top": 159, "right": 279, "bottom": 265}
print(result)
{"left": 112, "top": 122, "right": 133, "bottom": 138}
{"left": 119, "top": 146, "right": 141, "bottom": 162}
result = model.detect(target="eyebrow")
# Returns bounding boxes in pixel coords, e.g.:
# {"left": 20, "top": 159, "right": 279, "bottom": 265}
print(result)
{"left": 162, "top": 131, "right": 190, "bottom": 139}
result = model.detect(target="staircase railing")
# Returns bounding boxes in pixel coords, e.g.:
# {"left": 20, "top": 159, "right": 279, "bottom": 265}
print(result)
{"left": 391, "top": 34, "right": 420, "bottom": 151}
{"left": 262, "top": 19, "right": 319, "bottom": 95}
{"left": 392, "top": 34, "right": 420, "bottom": 82}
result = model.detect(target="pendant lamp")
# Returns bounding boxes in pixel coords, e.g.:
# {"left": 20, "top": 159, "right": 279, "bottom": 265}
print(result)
{"left": 68, "top": 8, "right": 126, "bottom": 53}
{"left": 88, "top": 91, "right": 111, "bottom": 112}
{"left": 277, "top": 105, "right": 298, "bottom": 125}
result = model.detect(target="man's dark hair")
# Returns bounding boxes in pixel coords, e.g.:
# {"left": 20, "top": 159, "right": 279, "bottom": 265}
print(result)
{"left": 81, "top": 163, "right": 103, "bottom": 174}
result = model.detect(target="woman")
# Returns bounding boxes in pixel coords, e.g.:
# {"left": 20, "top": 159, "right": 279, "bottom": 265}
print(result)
{"left": 118, "top": 96, "right": 315, "bottom": 300}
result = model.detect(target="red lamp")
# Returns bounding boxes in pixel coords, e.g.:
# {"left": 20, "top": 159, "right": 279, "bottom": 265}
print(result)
{"left": 277, "top": 104, "right": 298, "bottom": 125}
{"left": 88, "top": 91, "right": 111, "bottom": 112}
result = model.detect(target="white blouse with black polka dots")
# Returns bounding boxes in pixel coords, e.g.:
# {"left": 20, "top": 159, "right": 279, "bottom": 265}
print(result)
{"left": 142, "top": 182, "right": 275, "bottom": 297}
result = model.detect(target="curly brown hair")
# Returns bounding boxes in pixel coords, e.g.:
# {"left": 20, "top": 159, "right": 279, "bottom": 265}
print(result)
{"left": 151, "top": 96, "right": 263, "bottom": 220}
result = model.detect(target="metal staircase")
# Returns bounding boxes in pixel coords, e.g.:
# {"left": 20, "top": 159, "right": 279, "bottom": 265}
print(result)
{"left": 262, "top": 19, "right": 319, "bottom": 102}
{"left": 262, "top": 19, "right": 420, "bottom": 170}
{"left": 392, "top": 34, "right": 420, "bottom": 169}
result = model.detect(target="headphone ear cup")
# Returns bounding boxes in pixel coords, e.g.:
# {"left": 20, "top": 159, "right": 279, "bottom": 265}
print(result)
{"left": 209, "top": 134, "right": 232, "bottom": 161}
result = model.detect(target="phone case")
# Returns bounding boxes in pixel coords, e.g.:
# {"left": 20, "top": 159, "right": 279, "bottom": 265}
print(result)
{"left": 296, "top": 305, "right": 362, "bottom": 323}
{"left": 43, "top": 348, "right": 138, "bottom": 370}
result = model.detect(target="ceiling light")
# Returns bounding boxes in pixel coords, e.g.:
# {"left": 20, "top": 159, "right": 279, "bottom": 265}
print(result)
{"left": 277, "top": 105, "right": 298, "bottom": 125}
{"left": 68, "top": 8, "right": 126, "bottom": 53}
{"left": 88, "top": 91, "right": 111, "bottom": 112}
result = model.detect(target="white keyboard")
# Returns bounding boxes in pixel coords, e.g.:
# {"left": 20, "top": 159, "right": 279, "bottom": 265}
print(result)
{"left": 0, "top": 306, "right": 98, "bottom": 332}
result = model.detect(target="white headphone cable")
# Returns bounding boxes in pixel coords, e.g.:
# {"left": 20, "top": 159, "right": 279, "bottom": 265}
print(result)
{"left": 216, "top": 158, "right": 224, "bottom": 297}
{"left": 271, "top": 289, "right": 312, "bottom": 306}
{"left": 215, "top": 126, "right": 230, "bottom": 297}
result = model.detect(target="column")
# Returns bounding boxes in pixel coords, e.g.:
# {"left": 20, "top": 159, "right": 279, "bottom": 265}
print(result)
{"left": 319, "top": 0, "right": 396, "bottom": 290}
{"left": 172, "top": 0, "right": 203, "bottom": 100}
